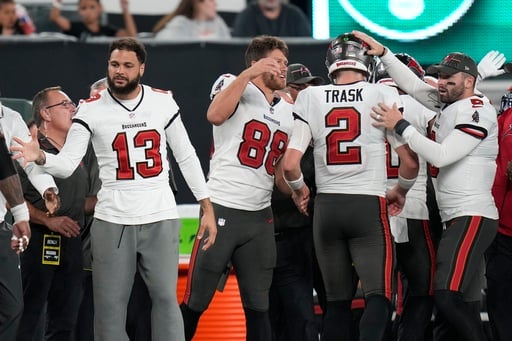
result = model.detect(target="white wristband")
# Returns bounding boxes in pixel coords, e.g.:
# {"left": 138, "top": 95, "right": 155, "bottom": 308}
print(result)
{"left": 398, "top": 174, "right": 416, "bottom": 190}
{"left": 11, "top": 202, "right": 30, "bottom": 224}
{"left": 52, "top": 0, "right": 62, "bottom": 9}
{"left": 285, "top": 173, "right": 305, "bottom": 191}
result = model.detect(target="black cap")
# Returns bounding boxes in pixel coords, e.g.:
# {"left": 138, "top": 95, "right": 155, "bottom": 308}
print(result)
{"left": 427, "top": 52, "right": 478, "bottom": 78}
{"left": 287, "top": 63, "right": 324, "bottom": 86}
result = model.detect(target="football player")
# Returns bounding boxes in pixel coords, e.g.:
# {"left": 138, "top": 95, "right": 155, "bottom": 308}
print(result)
{"left": 281, "top": 33, "right": 419, "bottom": 341}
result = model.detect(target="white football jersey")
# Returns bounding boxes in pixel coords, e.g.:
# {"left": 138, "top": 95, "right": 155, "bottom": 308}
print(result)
{"left": 290, "top": 81, "right": 402, "bottom": 196}
{"left": 386, "top": 94, "right": 436, "bottom": 220}
{"left": 207, "top": 74, "right": 294, "bottom": 210}
{"left": 380, "top": 51, "right": 499, "bottom": 222}
{"left": 430, "top": 95, "right": 498, "bottom": 221}
{"left": 0, "top": 105, "right": 56, "bottom": 223}
{"left": 44, "top": 85, "right": 208, "bottom": 225}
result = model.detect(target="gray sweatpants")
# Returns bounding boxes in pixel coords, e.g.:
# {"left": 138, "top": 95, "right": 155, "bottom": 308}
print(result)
{"left": 91, "top": 218, "right": 183, "bottom": 341}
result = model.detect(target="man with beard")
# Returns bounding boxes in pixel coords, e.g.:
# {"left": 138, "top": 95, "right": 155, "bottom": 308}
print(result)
{"left": 353, "top": 30, "right": 499, "bottom": 341}
{"left": 11, "top": 37, "right": 217, "bottom": 341}
{"left": 180, "top": 35, "right": 293, "bottom": 341}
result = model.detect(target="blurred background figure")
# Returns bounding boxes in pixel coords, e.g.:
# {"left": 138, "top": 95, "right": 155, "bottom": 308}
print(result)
{"left": 0, "top": 0, "right": 35, "bottom": 35}
{"left": 153, "top": 0, "right": 231, "bottom": 40}
{"left": 486, "top": 85, "right": 512, "bottom": 341}
{"left": 50, "top": 0, "right": 136, "bottom": 40}
{"left": 232, "top": 0, "right": 311, "bottom": 37}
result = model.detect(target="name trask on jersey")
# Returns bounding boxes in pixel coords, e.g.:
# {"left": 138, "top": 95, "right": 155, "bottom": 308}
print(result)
{"left": 207, "top": 74, "right": 294, "bottom": 211}
{"left": 324, "top": 88, "right": 363, "bottom": 103}
{"left": 292, "top": 81, "right": 402, "bottom": 197}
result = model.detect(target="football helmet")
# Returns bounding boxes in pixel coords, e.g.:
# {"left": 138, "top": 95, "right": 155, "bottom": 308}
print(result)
{"left": 325, "top": 33, "right": 375, "bottom": 79}
{"left": 373, "top": 53, "right": 424, "bottom": 86}
{"left": 500, "top": 91, "right": 512, "bottom": 114}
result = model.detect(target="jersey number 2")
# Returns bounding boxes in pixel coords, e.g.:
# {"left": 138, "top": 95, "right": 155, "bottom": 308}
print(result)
{"left": 112, "top": 130, "right": 163, "bottom": 180}
{"left": 237, "top": 120, "right": 288, "bottom": 175}
{"left": 325, "top": 108, "right": 361, "bottom": 165}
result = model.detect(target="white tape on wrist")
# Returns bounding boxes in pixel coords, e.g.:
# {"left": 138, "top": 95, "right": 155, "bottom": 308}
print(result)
{"left": 285, "top": 173, "right": 305, "bottom": 191}
{"left": 11, "top": 202, "right": 30, "bottom": 224}
{"left": 398, "top": 174, "right": 416, "bottom": 191}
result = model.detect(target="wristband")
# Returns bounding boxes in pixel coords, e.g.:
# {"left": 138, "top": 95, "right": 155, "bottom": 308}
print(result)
{"left": 11, "top": 202, "right": 30, "bottom": 224}
{"left": 52, "top": 0, "right": 62, "bottom": 9}
{"left": 398, "top": 174, "right": 416, "bottom": 191}
{"left": 378, "top": 47, "right": 387, "bottom": 57}
{"left": 394, "top": 119, "right": 411, "bottom": 136}
{"left": 285, "top": 173, "right": 304, "bottom": 191}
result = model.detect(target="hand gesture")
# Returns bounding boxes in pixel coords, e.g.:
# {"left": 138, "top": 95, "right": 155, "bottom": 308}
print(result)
{"left": 46, "top": 216, "right": 80, "bottom": 238}
{"left": 11, "top": 221, "right": 31, "bottom": 254}
{"left": 371, "top": 102, "right": 403, "bottom": 129}
{"left": 44, "top": 188, "right": 61, "bottom": 216}
{"left": 291, "top": 185, "right": 310, "bottom": 216}
{"left": 386, "top": 185, "right": 406, "bottom": 216}
{"left": 197, "top": 200, "right": 217, "bottom": 251}
{"left": 351, "top": 30, "right": 386, "bottom": 57}
{"left": 243, "top": 57, "right": 283, "bottom": 81}
{"left": 11, "top": 126, "right": 42, "bottom": 168}
{"left": 120, "top": 0, "right": 129, "bottom": 12}
{"left": 478, "top": 50, "right": 506, "bottom": 79}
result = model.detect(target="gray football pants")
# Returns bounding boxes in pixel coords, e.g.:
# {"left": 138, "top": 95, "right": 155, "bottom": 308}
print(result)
{"left": 91, "top": 218, "right": 183, "bottom": 341}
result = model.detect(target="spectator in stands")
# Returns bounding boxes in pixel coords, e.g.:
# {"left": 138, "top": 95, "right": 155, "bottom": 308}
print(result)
{"left": 153, "top": 0, "right": 231, "bottom": 40}
{"left": 0, "top": 0, "right": 35, "bottom": 35}
{"left": 50, "top": 0, "right": 137, "bottom": 40}
{"left": 232, "top": 0, "right": 311, "bottom": 37}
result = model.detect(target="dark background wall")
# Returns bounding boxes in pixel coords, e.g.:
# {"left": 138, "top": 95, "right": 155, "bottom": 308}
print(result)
{"left": 0, "top": 38, "right": 327, "bottom": 203}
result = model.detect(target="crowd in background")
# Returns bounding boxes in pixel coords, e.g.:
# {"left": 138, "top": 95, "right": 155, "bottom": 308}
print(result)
{"left": 0, "top": 0, "right": 313, "bottom": 40}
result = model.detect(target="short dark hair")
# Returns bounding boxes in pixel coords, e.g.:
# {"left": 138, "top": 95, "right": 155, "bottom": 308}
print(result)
{"left": 32, "top": 86, "right": 62, "bottom": 127}
{"left": 0, "top": 0, "right": 15, "bottom": 7}
{"left": 244, "top": 35, "right": 288, "bottom": 68}
{"left": 108, "top": 38, "right": 147, "bottom": 64}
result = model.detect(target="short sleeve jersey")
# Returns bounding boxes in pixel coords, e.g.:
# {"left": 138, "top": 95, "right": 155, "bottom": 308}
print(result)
{"left": 73, "top": 85, "right": 179, "bottom": 224}
{"left": 207, "top": 74, "right": 294, "bottom": 211}
{"left": 292, "top": 81, "right": 402, "bottom": 197}
{"left": 431, "top": 95, "right": 498, "bottom": 221}
{"left": 386, "top": 94, "right": 436, "bottom": 219}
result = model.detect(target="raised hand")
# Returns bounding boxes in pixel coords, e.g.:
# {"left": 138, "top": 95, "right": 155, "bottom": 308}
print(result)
{"left": 11, "top": 126, "right": 43, "bottom": 167}
{"left": 351, "top": 30, "right": 386, "bottom": 57}
{"left": 478, "top": 50, "right": 506, "bottom": 79}
{"left": 244, "top": 57, "right": 283, "bottom": 80}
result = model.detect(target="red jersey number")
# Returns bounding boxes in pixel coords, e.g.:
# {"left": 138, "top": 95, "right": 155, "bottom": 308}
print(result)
{"left": 112, "top": 129, "right": 163, "bottom": 180}
{"left": 237, "top": 120, "right": 288, "bottom": 176}
{"left": 325, "top": 107, "right": 362, "bottom": 165}
{"left": 385, "top": 140, "right": 400, "bottom": 178}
